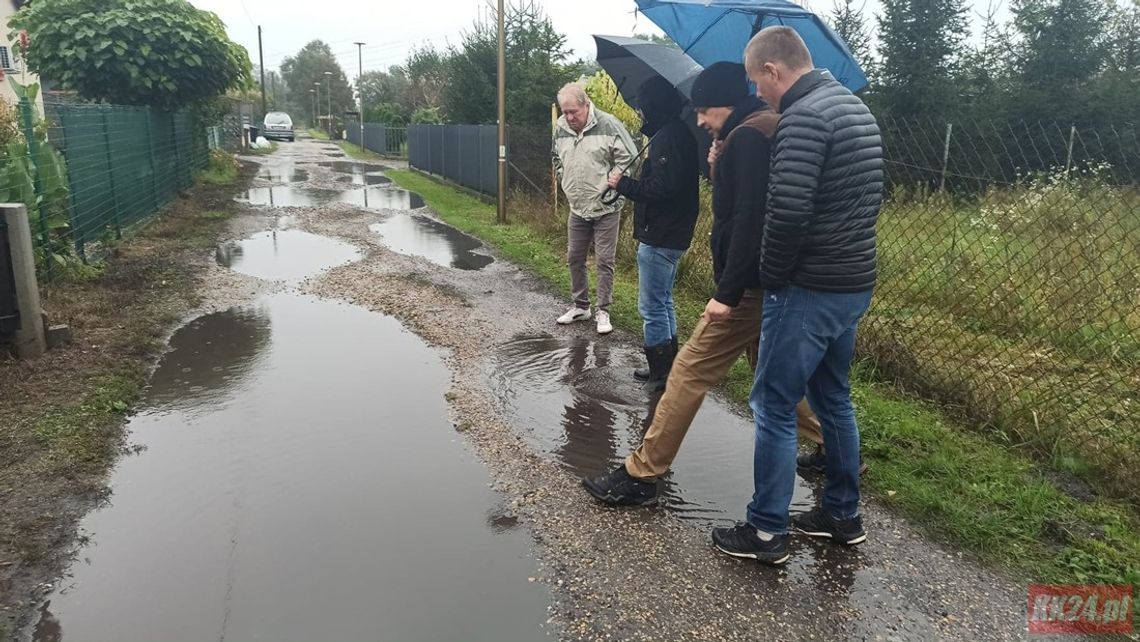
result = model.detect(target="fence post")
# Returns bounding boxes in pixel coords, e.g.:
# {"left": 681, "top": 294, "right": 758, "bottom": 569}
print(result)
{"left": 18, "top": 98, "right": 49, "bottom": 256}
{"left": 1064, "top": 124, "right": 1076, "bottom": 180}
{"left": 939, "top": 122, "right": 953, "bottom": 192}
{"left": 100, "top": 107, "right": 123, "bottom": 239}
{"left": 1, "top": 203, "right": 46, "bottom": 358}
{"left": 143, "top": 109, "right": 160, "bottom": 212}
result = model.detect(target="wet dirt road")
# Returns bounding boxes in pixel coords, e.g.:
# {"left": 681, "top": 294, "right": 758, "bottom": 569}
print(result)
{"left": 24, "top": 136, "right": 1039, "bottom": 641}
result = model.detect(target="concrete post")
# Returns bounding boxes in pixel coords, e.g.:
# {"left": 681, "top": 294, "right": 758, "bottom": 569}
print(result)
{"left": 2, "top": 203, "right": 46, "bottom": 358}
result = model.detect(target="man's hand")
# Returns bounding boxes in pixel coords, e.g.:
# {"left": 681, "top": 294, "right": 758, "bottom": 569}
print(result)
{"left": 707, "top": 140, "right": 723, "bottom": 169}
{"left": 606, "top": 170, "right": 623, "bottom": 189}
{"left": 702, "top": 298, "right": 733, "bottom": 323}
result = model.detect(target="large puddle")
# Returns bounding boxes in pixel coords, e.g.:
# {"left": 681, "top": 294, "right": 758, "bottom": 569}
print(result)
{"left": 33, "top": 295, "right": 550, "bottom": 642}
{"left": 257, "top": 161, "right": 309, "bottom": 183}
{"left": 318, "top": 161, "right": 392, "bottom": 174}
{"left": 215, "top": 229, "right": 359, "bottom": 282}
{"left": 369, "top": 215, "right": 493, "bottom": 270}
{"left": 490, "top": 334, "right": 817, "bottom": 524}
{"left": 237, "top": 186, "right": 424, "bottom": 210}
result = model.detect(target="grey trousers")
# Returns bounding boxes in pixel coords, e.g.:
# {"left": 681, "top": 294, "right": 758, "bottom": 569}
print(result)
{"left": 567, "top": 212, "right": 620, "bottom": 312}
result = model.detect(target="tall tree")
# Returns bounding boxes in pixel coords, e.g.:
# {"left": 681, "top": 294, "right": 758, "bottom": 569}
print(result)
{"left": 401, "top": 46, "right": 450, "bottom": 114}
{"left": 280, "top": 40, "right": 354, "bottom": 127}
{"left": 873, "top": 0, "right": 970, "bottom": 120}
{"left": 1008, "top": 0, "right": 1110, "bottom": 123}
{"left": 957, "top": 0, "right": 1013, "bottom": 116}
{"left": 357, "top": 68, "right": 413, "bottom": 116}
{"left": 828, "top": 0, "right": 872, "bottom": 71}
{"left": 444, "top": 1, "right": 581, "bottom": 125}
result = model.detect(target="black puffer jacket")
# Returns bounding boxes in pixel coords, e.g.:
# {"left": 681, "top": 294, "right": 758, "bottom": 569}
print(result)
{"left": 760, "top": 70, "right": 883, "bottom": 293}
{"left": 616, "top": 78, "right": 699, "bottom": 251}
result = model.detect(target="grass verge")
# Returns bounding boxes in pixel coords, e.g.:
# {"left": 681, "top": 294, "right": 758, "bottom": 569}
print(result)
{"left": 337, "top": 140, "right": 385, "bottom": 162}
{"left": 307, "top": 128, "right": 330, "bottom": 140}
{"left": 387, "top": 168, "right": 1140, "bottom": 588}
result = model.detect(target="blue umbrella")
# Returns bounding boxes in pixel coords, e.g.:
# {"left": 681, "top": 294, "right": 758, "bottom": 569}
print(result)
{"left": 634, "top": 0, "right": 868, "bottom": 92}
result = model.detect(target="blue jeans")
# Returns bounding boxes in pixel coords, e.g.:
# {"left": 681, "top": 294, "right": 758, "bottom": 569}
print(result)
{"left": 746, "top": 285, "right": 873, "bottom": 534}
{"left": 637, "top": 243, "right": 684, "bottom": 347}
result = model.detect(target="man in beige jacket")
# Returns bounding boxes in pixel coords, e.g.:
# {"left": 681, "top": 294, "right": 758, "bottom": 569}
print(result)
{"left": 552, "top": 83, "right": 636, "bottom": 335}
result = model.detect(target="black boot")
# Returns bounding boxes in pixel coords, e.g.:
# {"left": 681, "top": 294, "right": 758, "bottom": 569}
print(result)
{"left": 634, "top": 335, "right": 678, "bottom": 381}
{"left": 642, "top": 341, "right": 673, "bottom": 393}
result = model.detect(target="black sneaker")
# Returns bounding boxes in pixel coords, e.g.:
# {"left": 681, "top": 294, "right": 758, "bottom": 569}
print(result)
{"left": 582, "top": 465, "right": 658, "bottom": 507}
{"left": 711, "top": 522, "right": 790, "bottom": 565}
{"left": 797, "top": 447, "right": 870, "bottom": 476}
{"left": 796, "top": 448, "right": 827, "bottom": 474}
{"left": 792, "top": 507, "right": 867, "bottom": 545}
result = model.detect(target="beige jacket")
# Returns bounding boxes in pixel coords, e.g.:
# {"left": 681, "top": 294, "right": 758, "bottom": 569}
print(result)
{"left": 552, "top": 105, "right": 637, "bottom": 220}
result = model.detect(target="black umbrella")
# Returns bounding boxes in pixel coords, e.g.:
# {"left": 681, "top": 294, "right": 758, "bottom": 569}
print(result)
{"left": 593, "top": 35, "right": 704, "bottom": 108}
{"left": 592, "top": 35, "right": 712, "bottom": 191}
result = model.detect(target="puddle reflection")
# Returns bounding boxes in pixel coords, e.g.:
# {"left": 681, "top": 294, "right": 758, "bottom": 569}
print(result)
{"left": 491, "top": 334, "right": 818, "bottom": 523}
{"left": 369, "top": 215, "right": 493, "bottom": 270}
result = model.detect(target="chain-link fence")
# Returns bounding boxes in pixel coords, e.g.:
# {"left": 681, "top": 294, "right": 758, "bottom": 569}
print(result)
{"left": 445, "top": 117, "right": 1140, "bottom": 503}
{"left": 0, "top": 98, "right": 212, "bottom": 278}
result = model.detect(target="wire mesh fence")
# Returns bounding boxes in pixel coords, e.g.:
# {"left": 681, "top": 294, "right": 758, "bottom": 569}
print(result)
{"left": 0, "top": 98, "right": 212, "bottom": 279}
{"left": 433, "top": 117, "right": 1140, "bottom": 503}
{"left": 345, "top": 123, "right": 408, "bottom": 158}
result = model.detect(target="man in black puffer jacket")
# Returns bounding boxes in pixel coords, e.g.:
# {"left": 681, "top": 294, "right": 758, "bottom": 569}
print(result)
{"left": 712, "top": 27, "right": 884, "bottom": 565}
{"left": 606, "top": 76, "right": 699, "bottom": 391}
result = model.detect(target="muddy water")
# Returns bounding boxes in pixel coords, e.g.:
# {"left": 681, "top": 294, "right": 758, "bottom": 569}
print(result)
{"left": 215, "top": 229, "right": 359, "bottom": 283}
{"left": 369, "top": 216, "right": 493, "bottom": 270}
{"left": 33, "top": 295, "right": 549, "bottom": 642}
{"left": 318, "top": 161, "right": 391, "bottom": 173}
{"left": 490, "top": 334, "right": 818, "bottom": 523}
{"left": 337, "top": 173, "right": 391, "bottom": 186}
{"left": 257, "top": 162, "right": 309, "bottom": 183}
{"left": 237, "top": 186, "right": 425, "bottom": 210}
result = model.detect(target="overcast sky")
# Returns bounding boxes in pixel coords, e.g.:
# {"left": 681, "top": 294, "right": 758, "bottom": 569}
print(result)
{"left": 189, "top": 0, "right": 1009, "bottom": 80}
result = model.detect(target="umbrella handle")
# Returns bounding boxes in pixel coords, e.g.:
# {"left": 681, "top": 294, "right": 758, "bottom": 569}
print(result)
{"left": 601, "top": 186, "right": 622, "bottom": 206}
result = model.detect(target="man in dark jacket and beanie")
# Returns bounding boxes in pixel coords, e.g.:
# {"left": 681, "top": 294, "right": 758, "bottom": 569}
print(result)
{"left": 712, "top": 27, "right": 883, "bottom": 565}
{"left": 584, "top": 62, "right": 822, "bottom": 507}
{"left": 605, "top": 76, "right": 699, "bottom": 391}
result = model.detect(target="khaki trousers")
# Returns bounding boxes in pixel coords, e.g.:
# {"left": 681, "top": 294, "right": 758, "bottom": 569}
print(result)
{"left": 625, "top": 289, "right": 822, "bottom": 479}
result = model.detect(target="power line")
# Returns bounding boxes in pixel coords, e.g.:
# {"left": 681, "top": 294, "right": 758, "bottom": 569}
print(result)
{"left": 236, "top": 0, "right": 257, "bottom": 28}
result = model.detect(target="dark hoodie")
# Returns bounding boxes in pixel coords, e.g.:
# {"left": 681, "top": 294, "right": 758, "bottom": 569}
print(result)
{"left": 710, "top": 95, "right": 779, "bottom": 307}
{"left": 615, "top": 76, "right": 699, "bottom": 251}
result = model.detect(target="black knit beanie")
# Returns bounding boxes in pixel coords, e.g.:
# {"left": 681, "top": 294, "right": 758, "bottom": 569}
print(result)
{"left": 690, "top": 62, "right": 748, "bottom": 108}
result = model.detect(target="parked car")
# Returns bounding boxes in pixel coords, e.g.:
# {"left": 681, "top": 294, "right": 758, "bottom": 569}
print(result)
{"left": 262, "top": 112, "right": 294, "bottom": 142}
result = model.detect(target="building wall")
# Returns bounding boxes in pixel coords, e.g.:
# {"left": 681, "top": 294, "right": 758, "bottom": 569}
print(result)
{"left": 0, "top": 0, "right": 43, "bottom": 113}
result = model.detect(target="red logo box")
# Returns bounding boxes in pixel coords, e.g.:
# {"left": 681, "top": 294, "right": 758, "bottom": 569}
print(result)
{"left": 1027, "top": 584, "right": 1133, "bottom": 634}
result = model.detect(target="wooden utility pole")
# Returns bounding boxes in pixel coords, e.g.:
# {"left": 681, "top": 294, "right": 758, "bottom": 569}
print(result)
{"left": 355, "top": 42, "right": 366, "bottom": 149}
{"left": 496, "top": 0, "right": 507, "bottom": 223}
{"left": 257, "top": 26, "right": 267, "bottom": 118}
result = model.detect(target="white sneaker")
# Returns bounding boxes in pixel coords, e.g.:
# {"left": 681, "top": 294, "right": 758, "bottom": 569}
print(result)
{"left": 557, "top": 307, "right": 592, "bottom": 325}
{"left": 596, "top": 310, "right": 613, "bottom": 335}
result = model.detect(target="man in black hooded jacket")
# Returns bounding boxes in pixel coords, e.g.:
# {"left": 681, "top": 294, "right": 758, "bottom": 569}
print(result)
{"left": 606, "top": 76, "right": 699, "bottom": 391}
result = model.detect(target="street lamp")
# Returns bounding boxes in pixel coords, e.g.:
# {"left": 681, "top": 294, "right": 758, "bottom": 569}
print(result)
{"left": 314, "top": 82, "right": 321, "bottom": 131}
{"left": 323, "top": 71, "right": 333, "bottom": 137}
{"left": 354, "top": 42, "right": 365, "bottom": 149}
{"left": 309, "top": 88, "right": 316, "bottom": 129}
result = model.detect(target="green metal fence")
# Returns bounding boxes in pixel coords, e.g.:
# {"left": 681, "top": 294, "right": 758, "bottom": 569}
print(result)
{"left": 46, "top": 101, "right": 208, "bottom": 260}
{"left": 0, "top": 98, "right": 210, "bottom": 275}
